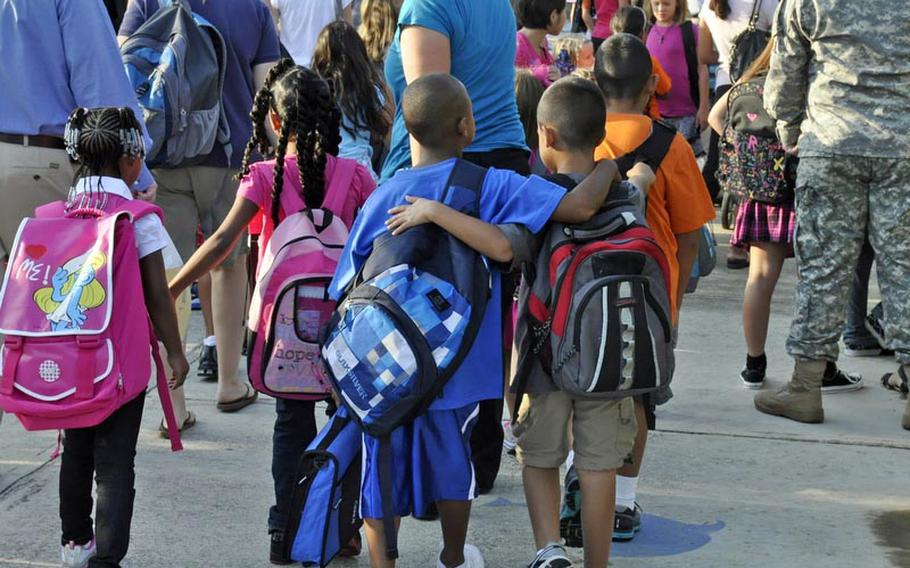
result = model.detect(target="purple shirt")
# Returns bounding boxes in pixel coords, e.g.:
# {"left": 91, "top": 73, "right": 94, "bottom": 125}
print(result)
{"left": 647, "top": 23, "right": 699, "bottom": 118}
{"left": 120, "top": 0, "right": 280, "bottom": 169}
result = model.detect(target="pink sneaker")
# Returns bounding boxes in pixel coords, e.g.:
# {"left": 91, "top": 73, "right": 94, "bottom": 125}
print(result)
{"left": 61, "top": 539, "right": 96, "bottom": 568}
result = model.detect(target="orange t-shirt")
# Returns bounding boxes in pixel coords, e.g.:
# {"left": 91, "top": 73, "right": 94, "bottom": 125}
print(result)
{"left": 648, "top": 56, "right": 672, "bottom": 120}
{"left": 595, "top": 113, "right": 714, "bottom": 319}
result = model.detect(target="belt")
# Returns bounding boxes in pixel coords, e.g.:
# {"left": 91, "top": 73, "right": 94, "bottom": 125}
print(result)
{"left": 0, "top": 133, "right": 66, "bottom": 150}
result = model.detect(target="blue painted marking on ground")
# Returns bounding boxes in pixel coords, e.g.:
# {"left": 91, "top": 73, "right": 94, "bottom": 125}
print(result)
{"left": 611, "top": 514, "right": 725, "bottom": 557}
{"left": 481, "top": 497, "right": 525, "bottom": 507}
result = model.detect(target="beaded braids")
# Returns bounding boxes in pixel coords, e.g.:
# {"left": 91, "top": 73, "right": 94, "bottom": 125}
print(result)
{"left": 64, "top": 107, "right": 145, "bottom": 179}
{"left": 238, "top": 60, "right": 342, "bottom": 226}
{"left": 63, "top": 107, "right": 145, "bottom": 208}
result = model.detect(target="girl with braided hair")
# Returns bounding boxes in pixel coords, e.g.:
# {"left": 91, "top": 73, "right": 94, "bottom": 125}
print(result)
{"left": 168, "top": 60, "right": 375, "bottom": 563}
{"left": 56, "top": 107, "right": 188, "bottom": 568}
{"left": 312, "top": 20, "right": 394, "bottom": 178}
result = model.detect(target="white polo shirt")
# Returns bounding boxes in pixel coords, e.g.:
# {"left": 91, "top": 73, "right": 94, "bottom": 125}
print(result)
{"left": 71, "top": 176, "right": 181, "bottom": 268}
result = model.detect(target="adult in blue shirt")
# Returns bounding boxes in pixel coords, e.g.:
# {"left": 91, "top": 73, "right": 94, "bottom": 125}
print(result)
{"left": 0, "top": 0, "right": 155, "bottom": 262}
{"left": 381, "top": 0, "right": 531, "bottom": 494}
{"left": 119, "top": 0, "right": 280, "bottom": 419}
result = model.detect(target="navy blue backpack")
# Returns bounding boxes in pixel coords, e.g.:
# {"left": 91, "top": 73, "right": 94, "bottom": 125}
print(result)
{"left": 281, "top": 408, "right": 363, "bottom": 567}
{"left": 321, "top": 159, "right": 491, "bottom": 558}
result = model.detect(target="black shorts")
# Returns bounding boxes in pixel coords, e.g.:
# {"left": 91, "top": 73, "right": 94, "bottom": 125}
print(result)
{"left": 462, "top": 147, "right": 531, "bottom": 176}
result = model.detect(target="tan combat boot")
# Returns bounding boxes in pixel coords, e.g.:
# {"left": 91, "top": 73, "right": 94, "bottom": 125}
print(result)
{"left": 754, "top": 359, "right": 825, "bottom": 423}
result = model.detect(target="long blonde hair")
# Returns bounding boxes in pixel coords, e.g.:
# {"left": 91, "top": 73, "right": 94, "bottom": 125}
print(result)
{"left": 359, "top": 0, "right": 399, "bottom": 65}
{"left": 738, "top": 41, "right": 773, "bottom": 83}
{"left": 34, "top": 251, "right": 107, "bottom": 315}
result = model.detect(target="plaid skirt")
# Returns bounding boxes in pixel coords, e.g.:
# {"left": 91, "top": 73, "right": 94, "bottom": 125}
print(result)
{"left": 730, "top": 198, "right": 796, "bottom": 255}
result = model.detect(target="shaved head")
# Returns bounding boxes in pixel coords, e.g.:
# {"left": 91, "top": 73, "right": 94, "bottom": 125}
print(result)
{"left": 403, "top": 74, "right": 473, "bottom": 149}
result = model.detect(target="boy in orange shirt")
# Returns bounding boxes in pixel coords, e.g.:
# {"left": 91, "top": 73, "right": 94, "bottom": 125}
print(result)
{"left": 609, "top": 5, "right": 672, "bottom": 121}
{"left": 593, "top": 33, "right": 714, "bottom": 540}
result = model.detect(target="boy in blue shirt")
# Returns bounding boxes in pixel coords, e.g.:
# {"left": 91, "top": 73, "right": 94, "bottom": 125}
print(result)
{"left": 330, "top": 73, "right": 618, "bottom": 568}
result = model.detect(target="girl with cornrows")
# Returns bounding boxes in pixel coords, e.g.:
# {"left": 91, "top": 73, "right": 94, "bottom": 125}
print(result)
{"left": 168, "top": 60, "right": 375, "bottom": 561}
{"left": 58, "top": 107, "right": 188, "bottom": 568}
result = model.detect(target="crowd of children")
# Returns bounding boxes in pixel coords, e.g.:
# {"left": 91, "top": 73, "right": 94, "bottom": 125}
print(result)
{"left": 4, "top": 0, "right": 903, "bottom": 568}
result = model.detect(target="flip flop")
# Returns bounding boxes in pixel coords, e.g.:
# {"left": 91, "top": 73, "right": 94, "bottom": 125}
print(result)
{"left": 216, "top": 385, "right": 258, "bottom": 413}
{"left": 159, "top": 411, "right": 197, "bottom": 439}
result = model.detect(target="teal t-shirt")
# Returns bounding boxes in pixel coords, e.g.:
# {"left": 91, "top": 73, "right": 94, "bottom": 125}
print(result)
{"left": 380, "top": 0, "right": 527, "bottom": 181}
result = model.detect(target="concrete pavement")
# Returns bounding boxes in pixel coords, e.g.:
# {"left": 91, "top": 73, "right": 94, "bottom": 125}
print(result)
{"left": 2, "top": 233, "right": 909, "bottom": 567}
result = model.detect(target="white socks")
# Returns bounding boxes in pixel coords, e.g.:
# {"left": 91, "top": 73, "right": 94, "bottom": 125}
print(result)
{"left": 203, "top": 335, "right": 217, "bottom": 347}
{"left": 565, "top": 450, "right": 575, "bottom": 471}
{"left": 615, "top": 475, "right": 638, "bottom": 510}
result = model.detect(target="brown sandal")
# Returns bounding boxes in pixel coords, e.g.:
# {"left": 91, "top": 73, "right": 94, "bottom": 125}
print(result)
{"left": 216, "top": 385, "right": 258, "bottom": 413}
{"left": 159, "top": 411, "right": 196, "bottom": 438}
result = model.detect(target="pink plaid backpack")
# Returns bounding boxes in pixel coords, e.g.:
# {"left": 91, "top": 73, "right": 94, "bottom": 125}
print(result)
{"left": 0, "top": 195, "right": 182, "bottom": 451}
{"left": 246, "top": 159, "right": 356, "bottom": 400}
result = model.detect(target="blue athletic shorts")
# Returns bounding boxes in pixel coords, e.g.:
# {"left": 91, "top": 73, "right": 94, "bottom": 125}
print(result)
{"left": 360, "top": 403, "right": 481, "bottom": 519}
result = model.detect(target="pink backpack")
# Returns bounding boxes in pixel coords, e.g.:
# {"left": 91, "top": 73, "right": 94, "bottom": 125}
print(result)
{"left": 246, "top": 160, "right": 356, "bottom": 400}
{"left": 0, "top": 196, "right": 182, "bottom": 451}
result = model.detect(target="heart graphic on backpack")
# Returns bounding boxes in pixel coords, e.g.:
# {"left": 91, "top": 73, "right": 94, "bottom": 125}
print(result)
{"left": 25, "top": 244, "right": 46, "bottom": 259}
{"left": 746, "top": 112, "right": 759, "bottom": 122}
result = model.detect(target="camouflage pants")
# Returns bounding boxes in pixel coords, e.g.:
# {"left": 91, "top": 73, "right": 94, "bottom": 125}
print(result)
{"left": 787, "top": 157, "right": 910, "bottom": 365}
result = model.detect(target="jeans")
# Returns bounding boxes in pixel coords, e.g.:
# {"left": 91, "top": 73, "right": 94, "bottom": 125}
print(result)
{"left": 269, "top": 398, "right": 317, "bottom": 531}
{"left": 60, "top": 393, "right": 145, "bottom": 568}
{"left": 844, "top": 239, "right": 876, "bottom": 344}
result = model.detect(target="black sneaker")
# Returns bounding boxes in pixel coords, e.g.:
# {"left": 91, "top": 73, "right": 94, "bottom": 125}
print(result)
{"left": 821, "top": 363, "right": 863, "bottom": 394}
{"left": 844, "top": 337, "right": 886, "bottom": 357}
{"left": 559, "top": 467, "right": 583, "bottom": 548}
{"left": 613, "top": 503, "right": 642, "bottom": 541}
{"left": 197, "top": 344, "right": 218, "bottom": 382}
{"left": 741, "top": 367, "right": 765, "bottom": 389}
{"left": 866, "top": 303, "right": 887, "bottom": 347}
{"left": 269, "top": 531, "right": 292, "bottom": 565}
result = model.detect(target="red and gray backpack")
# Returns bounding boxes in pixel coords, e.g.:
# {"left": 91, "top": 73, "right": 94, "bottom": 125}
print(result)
{"left": 512, "top": 176, "right": 674, "bottom": 412}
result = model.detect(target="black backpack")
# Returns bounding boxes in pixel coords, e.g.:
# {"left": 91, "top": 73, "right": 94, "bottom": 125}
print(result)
{"left": 729, "top": 0, "right": 771, "bottom": 83}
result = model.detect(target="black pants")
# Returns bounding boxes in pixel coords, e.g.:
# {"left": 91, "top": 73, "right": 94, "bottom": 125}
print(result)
{"left": 269, "top": 398, "right": 318, "bottom": 531}
{"left": 703, "top": 83, "right": 732, "bottom": 203}
{"left": 60, "top": 393, "right": 145, "bottom": 568}
{"left": 462, "top": 147, "right": 529, "bottom": 492}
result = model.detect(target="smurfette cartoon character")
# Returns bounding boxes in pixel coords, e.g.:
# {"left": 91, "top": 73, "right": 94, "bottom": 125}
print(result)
{"left": 33, "top": 250, "right": 107, "bottom": 331}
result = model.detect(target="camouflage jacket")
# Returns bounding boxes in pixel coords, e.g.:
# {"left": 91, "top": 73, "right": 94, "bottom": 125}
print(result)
{"left": 763, "top": 0, "right": 910, "bottom": 158}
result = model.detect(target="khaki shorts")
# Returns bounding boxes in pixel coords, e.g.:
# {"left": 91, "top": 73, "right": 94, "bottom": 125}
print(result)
{"left": 514, "top": 391, "right": 637, "bottom": 471}
{"left": 153, "top": 166, "right": 246, "bottom": 266}
{"left": 0, "top": 142, "right": 74, "bottom": 259}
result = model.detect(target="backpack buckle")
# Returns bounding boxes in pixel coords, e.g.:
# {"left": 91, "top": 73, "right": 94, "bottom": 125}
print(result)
{"left": 75, "top": 337, "right": 101, "bottom": 400}
{"left": 75, "top": 336, "right": 102, "bottom": 349}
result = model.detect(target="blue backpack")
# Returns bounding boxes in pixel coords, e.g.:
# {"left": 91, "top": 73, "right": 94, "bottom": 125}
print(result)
{"left": 120, "top": 0, "right": 230, "bottom": 168}
{"left": 321, "top": 159, "right": 491, "bottom": 558}
{"left": 281, "top": 409, "right": 363, "bottom": 567}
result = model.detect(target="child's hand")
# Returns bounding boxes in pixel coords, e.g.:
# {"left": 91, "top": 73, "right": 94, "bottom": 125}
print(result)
{"left": 548, "top": 65, "right": 561, "bottom": 82}
{"left": 627, "top": 161, "right": 656, "bottom": 189}
{"left": 167, "top": 352, "right": 189, "bottom": 390}
{"left": 386, "top": 196, "right": 443, "bottom": 235}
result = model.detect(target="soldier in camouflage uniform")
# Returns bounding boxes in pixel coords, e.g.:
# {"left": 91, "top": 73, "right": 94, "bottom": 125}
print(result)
{"left": 756, "top": 0, "right": 910, "bottom": 428}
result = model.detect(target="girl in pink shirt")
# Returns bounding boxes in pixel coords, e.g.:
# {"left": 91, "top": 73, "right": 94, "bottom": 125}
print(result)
{"left": 168, "top": 60, "right": 375, "bottom": 554}
{"left": 515, "top": 0, "right": 568, "bottom": 86}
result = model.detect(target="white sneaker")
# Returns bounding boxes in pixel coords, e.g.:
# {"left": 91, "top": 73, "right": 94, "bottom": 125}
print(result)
{"left": 502, "top": 420, "right": 517, "bottom": 452}
{"left": 437, "top": 543, "right": 485, "bottom": 568}
{"left": 61, "top": 539, "right": 96, "bottom": 568}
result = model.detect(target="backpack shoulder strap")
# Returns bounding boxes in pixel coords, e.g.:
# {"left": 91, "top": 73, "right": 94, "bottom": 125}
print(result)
{"left": 614, "top": 121, "right": 677, "bottom": 178}
{"left": 444, "top": 159, "right": 488, "bottom": 217}
{"left": 112, "top": 200, "right": 164, "bottom": 222}
{"left": 34, "top": 201, "right": 67, "bottom": 218}
{"left": 321, "top": 156, "right": 359, "bottom": 211}
{"left": 148, "top": 318, "right": 183, "bottom": 452}
{"left": 679, "top": 21, "right": 700, "bottom": 108}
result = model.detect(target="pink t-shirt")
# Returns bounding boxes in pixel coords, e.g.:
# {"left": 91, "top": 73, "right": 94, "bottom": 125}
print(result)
{"left": 515, "top": 31, "right": 556, "bottom": 86}
{"left": 647, "top": 23, "right": 699, "bottom": 118}
{"left": 592, "top": 0, "right": 620, "bottom": 39}
{"left": 239, "top": 154, "right": 376, "bottom": 264}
